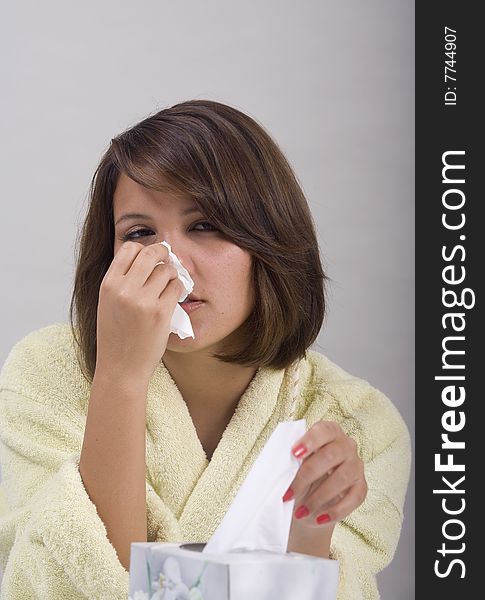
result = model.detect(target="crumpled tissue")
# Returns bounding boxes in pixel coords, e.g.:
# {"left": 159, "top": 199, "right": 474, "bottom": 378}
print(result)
{"left": 156, "top": 240, "right": 195, "bottom": 340}
{"left": 203, "top": 419, "right": 307, "bottom": 554}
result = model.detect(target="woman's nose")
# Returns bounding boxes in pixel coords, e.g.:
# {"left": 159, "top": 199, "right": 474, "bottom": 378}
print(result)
{"left": 169, "top": 246, "right": 193, "bottom": 274}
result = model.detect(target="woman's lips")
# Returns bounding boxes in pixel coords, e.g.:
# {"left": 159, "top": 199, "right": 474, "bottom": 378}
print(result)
{"left": 178, "top": 299, "right": 205, "bottom": 313}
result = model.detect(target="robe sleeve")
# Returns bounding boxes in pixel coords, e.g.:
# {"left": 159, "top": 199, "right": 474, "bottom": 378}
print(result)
{"left": 324, "top": 383, "right": 412, "bottom": 600}
{"left": 0, "top": 332, "right": 130, "bottom": 599}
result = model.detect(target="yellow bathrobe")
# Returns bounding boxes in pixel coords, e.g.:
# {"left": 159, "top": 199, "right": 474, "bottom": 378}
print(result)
{"left": 0, "top": 323, "right": 411, "bottom": 599}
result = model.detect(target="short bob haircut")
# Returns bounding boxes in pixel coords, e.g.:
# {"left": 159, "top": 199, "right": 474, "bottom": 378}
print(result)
{"left": 69, "top": 99, "right": 327, "bottom": 383}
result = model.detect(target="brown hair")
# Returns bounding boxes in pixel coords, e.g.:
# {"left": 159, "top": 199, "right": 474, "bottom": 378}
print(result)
{"left": 69, "top": 99, "right": 327, "bottom": 383}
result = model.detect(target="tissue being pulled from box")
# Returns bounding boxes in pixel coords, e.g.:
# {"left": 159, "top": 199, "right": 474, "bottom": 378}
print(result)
{"left": 203, "top": 419, "right": 305, "bottom": 554}
{"left": 129, "top": 420, "right": 339, "bottom": 599}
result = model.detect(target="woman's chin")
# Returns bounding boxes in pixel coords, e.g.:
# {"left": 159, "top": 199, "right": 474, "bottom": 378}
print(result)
{"left": 166, "top": 331, "right": 210, "bottom": 351}
{"left": 165, "top": 331, "right": 227, "bottom": 355}
{"left": 166, "top": 332, "right": 198, "bottom": 348}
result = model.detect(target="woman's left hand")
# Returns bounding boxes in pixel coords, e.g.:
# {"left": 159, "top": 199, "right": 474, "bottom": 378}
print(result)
{"left": 283, "top": 420, "right": 367, "bottom": 528}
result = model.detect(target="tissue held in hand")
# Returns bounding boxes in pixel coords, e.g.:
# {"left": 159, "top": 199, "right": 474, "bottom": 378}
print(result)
{"left": 203, "top": 420, "right": 306, "bottom": 554}
{"left": 129, "top": 421, "right": 340, "bottom": 599}
{"left": 157, "top": 241, "right": 195, "bottom": 340}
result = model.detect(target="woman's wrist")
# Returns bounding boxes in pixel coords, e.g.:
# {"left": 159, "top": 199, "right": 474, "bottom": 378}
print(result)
{"left": 93, "top": 365, "right": 150, "bottom": 397}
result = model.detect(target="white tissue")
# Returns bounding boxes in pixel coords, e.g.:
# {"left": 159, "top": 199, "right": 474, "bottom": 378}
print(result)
{"left": 203, "top": 419, "right": 307, "bottom": 555}
{"left": 156, "top": 241, "right": 195, "bottom": 340}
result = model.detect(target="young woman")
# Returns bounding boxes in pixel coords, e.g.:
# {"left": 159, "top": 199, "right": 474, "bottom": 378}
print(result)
{"left": 0, "top": 99, "right": 411, "bottom": 599}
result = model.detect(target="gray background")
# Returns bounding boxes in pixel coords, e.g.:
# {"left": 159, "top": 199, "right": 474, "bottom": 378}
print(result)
{"left": 0, "top": 1, "right": 414, "bottom": 597}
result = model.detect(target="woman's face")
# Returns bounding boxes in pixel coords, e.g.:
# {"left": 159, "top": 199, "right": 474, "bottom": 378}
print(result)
{"left": 112, "top": 172, "right": 255, "bottom": 355}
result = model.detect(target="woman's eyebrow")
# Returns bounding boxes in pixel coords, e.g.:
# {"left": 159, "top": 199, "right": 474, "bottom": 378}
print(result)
{"left": 115, "top": 207, "right": 201, "bottom": 226}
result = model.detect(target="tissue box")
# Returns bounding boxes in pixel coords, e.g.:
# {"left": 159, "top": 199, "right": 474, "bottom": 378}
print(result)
{"left": 129, "top": 542, "right": 339, "bottom": 600}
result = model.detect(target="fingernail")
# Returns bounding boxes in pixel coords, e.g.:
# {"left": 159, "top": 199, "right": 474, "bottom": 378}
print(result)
{"left": 282, "top": 487, "right": 294, "bottom": 502}
{"left": 316, "top": 513, "right": 331, "bottom": 524}
{"left": 294, "top": 505, "right": 310, "bottom": 519}
{"left": 292, "top": 443, "right": 308, "bottom": 459}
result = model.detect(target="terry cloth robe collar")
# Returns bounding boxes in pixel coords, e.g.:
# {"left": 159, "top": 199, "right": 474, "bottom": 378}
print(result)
{"left": 144, "top": 357, "right": 303, "bottom": 545}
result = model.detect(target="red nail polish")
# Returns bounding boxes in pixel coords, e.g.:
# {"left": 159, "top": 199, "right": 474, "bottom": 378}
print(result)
{"left": 295, "top": 505, "right": 310, "bottom": 519}
{"left": 292, "top": 443, "right": 308, "bottom": 458}
{"left": 316, "top": 513, "right": 331, "bottom": 524}
{"left": 282, "top": 487, "right": 294, "bottom": 502}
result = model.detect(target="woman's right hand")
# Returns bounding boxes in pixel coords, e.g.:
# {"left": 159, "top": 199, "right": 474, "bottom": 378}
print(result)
{"left": 95, "top": 241, "right": 185, "bottom": 383}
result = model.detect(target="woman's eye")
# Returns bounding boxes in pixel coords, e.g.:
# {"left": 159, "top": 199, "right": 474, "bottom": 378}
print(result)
{"left": 120, "top": 222, "right": 217, "bottom": 242}
{"left": 191, "top": 222, "right": 218, "bottom": 232}
{"left": 122, "top": 228, "right": 154, "bottom": 241}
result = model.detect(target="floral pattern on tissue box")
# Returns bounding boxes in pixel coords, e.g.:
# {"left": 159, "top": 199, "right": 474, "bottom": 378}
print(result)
{"left": 129, "top": 542, "right": 339, "bottom": 600}
{"left": 129, "top": 556, "right": 205, "bottom": 600}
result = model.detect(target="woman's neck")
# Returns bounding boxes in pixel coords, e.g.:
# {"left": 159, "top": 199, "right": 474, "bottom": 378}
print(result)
{"left": 162, "top": 351, "right": 258, "bottom": 409}
{"left": 162, "top": 351, "right": 259, "bottom": 459}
